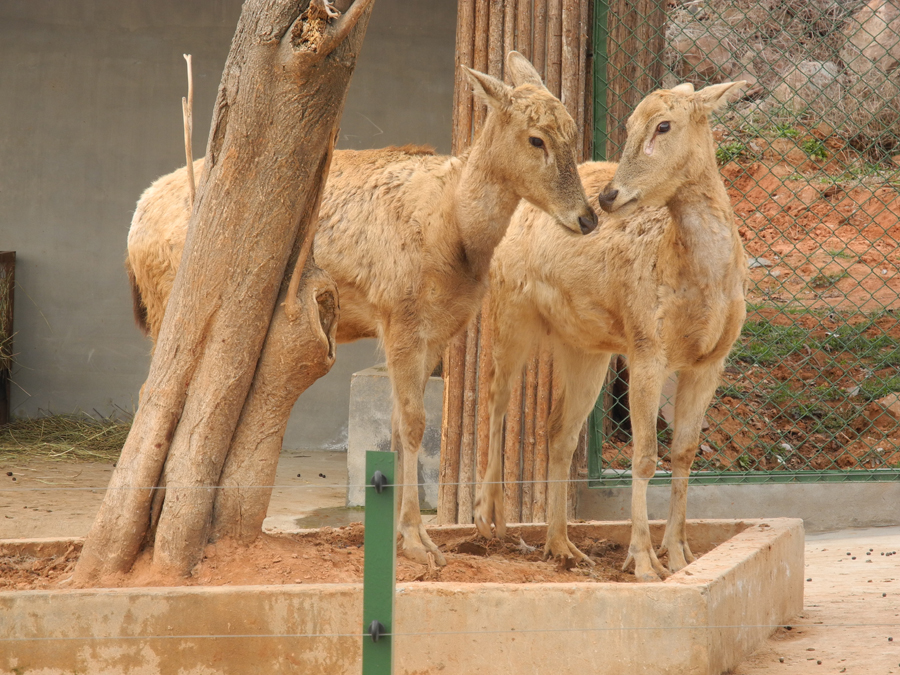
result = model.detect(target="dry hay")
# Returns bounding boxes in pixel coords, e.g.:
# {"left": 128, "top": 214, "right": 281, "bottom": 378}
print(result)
{"left": 0, "top": 412, "right": 130, "bottom": 463}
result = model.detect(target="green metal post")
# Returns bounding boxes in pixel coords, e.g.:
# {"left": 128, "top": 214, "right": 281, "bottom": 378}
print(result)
{"left": 362, "top": 450, "right": 397, "bottom": 675}
{"left": 587, "top": 0, "right": 611, "bottom": 475}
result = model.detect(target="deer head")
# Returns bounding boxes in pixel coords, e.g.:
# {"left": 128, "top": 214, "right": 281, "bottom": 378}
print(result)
{"left": 597, "top": 81, "right": 746, "bottom": 214}
{"left": 463, "top": 52, "right": 597, "bottom": 235}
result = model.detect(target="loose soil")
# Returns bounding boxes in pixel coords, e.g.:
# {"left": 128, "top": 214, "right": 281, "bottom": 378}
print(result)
{"left": 1, "top": 523, "right": 679, "bottom": 591}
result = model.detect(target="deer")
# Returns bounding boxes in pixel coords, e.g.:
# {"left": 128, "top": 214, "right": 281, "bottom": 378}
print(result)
{"left": 126, "top": 51, "right": 597, "bottom": 567}
{"left": 473, "top": 81, "right": 748, "bottom": 582}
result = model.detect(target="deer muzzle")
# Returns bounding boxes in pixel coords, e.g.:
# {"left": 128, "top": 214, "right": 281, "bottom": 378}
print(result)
{"left": 578, "top": 209, "right": 598, "bottom": 234}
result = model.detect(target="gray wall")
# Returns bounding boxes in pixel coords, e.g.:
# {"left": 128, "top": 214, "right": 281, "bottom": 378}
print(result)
{"left": 0, "top": 0, "right": 457, "bottom": 449}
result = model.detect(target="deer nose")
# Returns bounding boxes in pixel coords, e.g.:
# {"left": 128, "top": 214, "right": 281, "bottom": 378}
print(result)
{"left": 578, "top": 210, "right": 598, "bottom": 235}
{"left": 597, "top": 188, "right": 618, "bottom": 212}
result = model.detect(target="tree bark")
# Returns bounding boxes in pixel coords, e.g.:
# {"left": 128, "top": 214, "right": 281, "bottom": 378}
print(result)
{"left": 74, "top": 0, "right": 374, "bottom": 585}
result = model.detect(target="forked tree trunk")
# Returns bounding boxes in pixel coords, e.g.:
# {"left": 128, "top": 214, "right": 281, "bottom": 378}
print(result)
{"left": 74, "top": 0, "right": 374, "bottom": 585}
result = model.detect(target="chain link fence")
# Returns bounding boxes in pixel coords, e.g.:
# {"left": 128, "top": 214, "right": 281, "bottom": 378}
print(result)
{"left": 589, "top": 0, "right": 900, "bottom": 483}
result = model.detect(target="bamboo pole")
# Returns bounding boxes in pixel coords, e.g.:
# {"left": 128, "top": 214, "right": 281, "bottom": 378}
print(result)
{"left": 516, "top": 0, "right": 533, "bottom": 62}
{"left": 438, "top": 333, "right": 466, "bottom": 524}
{"left": 475, "top": 1, "right": 504, "bottom": 484}
{"left": 532, "top": 347, "right": 552, "bottom": 522}
{"left": 503, "top": 0, "right": 517, "bottom": 76}
{"left": 503, "top": 369, "right": 524, "bottom": 523}
{"left": 457, "top": 317, "right": 480, "bottom": 523}
{"left": 452, "top": 0, "right": 476, "bottom": 154}
{"left": 488, "top": 0, "right": 504, "bottom": 78}
{"left": 440, "top": 0, "right": 476, "bottom": 523}
{"left": 472, "top": 0, "right": 490, "bottom": 130}
{"left": 520, "top": 354, "right": 538, "bottom": 522}
{"left": 533, "top": 0, "right": 548, "bottom": 78}
{"left": 546, "top": 0, "right": 562, "bottom": 96}
{"left": 475, "top": 294, "right": 493, "bottom": 481}
{"left": 561, "top": 0, "right": 579, "bottom": 115}
{"left": 580, "top": 0, "right": 593, "bottom": 161}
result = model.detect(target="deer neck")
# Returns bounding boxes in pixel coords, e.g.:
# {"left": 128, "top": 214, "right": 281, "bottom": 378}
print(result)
{"left": 451, "top": 138, "right": 522, "bottom": 279}
{"left": 665, "top": 166, "right": 739, "bottom": 282}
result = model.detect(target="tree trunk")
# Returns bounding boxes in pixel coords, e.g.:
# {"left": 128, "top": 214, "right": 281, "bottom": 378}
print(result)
{"left": 74, "top": 0, "right": 374, "bottom": 585}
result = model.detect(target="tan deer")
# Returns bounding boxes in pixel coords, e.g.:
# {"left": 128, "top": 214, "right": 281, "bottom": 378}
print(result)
{"left": 127, "top": 51, "right": 597, "bottom": 566}
{"left": 474, "top": 81, "right": 747, "bottom": 581}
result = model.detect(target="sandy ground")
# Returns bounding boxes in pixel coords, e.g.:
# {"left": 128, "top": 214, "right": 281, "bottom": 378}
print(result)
{"left": 1, "top": 450, "right": 898, "bottom": 672}
{"left": 0, "top": 450, "right": 356, "bottom": 540}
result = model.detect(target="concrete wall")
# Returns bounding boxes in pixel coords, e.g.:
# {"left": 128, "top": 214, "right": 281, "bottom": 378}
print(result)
{"left": 577, "top": 480, "right": 900, "bottom": 532}
{"left": 0, "top": 0, "right": 457, "bottom": 449}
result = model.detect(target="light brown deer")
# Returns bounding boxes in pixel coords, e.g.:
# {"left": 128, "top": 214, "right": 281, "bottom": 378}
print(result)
{"left": 127, "top": 51, "right": 597, "bottom": 566}
{"left": 474, "top": 81, "right": 747, "bottom": 581}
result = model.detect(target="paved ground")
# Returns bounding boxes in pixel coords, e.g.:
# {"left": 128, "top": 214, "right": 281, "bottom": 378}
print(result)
{"left": 0, "top": 450, "right": 354, "bottom": 540}
{"left": 1, "top": 450, "right": 897, "bottom": 672}
{"left": 734, "top": 525, "right": 900, "bottom": 674}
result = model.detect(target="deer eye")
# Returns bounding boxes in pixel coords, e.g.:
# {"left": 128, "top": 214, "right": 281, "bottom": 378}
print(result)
{"left": 529, "top": 136, "right": 544, "bottom": 148}
{"left": 656, "top": 121, "right": 671, "bottom": 133}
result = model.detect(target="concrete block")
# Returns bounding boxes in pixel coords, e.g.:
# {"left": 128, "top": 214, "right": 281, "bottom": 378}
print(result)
{"left": 578, "top": 479, "right": 900, "bottom": 532}
{"left": 0, "top": 519, "right": 803, "bottom": 675}
{"left": 346, "top": 365, "right": 443, "bottom": 509}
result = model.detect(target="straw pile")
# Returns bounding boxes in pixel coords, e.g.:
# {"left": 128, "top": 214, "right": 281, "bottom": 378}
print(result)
{"left": 0, "top": 412, "right": 130, "bottom": 463}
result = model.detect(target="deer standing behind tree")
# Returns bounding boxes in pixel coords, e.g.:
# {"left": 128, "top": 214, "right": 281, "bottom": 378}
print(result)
{"left": 474, "top": 81, "right": 748, "bottom": 582}
{"left": 127, "top": 51, "right": 597, "bottom": 566}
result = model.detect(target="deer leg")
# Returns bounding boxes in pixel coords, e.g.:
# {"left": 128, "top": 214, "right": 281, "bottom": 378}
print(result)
{"left": 543, "top": 346, "right": 611, "bottom": 563}
{"left": 474, "top": 304, "right": 536, "bottom": 539}
{"left": 658, "top": 361, "right": 723, "bottom": 573}
{"left": 386, "top": 331, "right": 446, "bottom": 566}
{"left": 623, "top": 357, "right": 669, "bottom": 582}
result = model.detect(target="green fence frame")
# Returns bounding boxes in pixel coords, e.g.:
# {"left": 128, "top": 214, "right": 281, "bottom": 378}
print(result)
{"left": 587, "top": 0, "right": 900, "bottom": 486}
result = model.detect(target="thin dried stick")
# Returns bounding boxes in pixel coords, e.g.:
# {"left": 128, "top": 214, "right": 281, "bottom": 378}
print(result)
{"left": 182, "top": 54, "right": 195, "bottom": 209}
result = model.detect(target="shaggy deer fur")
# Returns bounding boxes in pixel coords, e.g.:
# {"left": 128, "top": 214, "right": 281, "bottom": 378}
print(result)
{"left": 126, "top": 51, "right": 596, "bottom": 566}
{"left": 474, "top": 81, "right": 747, "bottom": 581}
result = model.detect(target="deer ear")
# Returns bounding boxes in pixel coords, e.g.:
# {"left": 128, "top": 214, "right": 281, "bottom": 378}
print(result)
{"left": 694, "top": 81, "right": 747, "bottom": 113}
{"left": 506, "top": 51, "right": 545, "bottom": 88}
{"left": 670, "top": 82, "right": 695, "bottom": 94}
{"left": 463, "top": 66, "right": 512, "bottom": 111}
